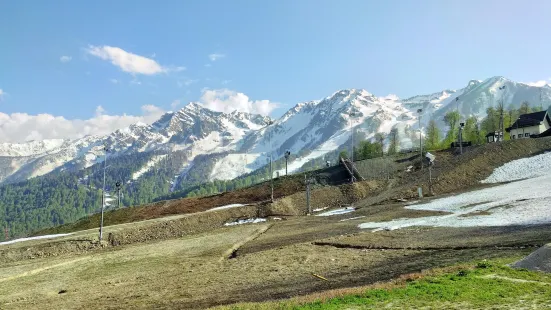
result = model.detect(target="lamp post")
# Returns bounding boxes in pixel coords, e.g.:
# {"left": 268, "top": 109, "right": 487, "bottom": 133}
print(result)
{"left": 350, "top": 111, "right": 357, "bottom": 163}
{"left": 498, "top": 85, "right": 506, "bottom": 141}
{"left": 417, "top": 109, "right": 423, "bottom": 169}
{"left": 99, "top": 146, "right": 108, "bottom": 241}
{"left": 284, "top": 150, "right": 291, "bottom": 176}
{"left": 459, "top": 122, "right": 465, "bottom": 154}
{"left": 115, "top": 181, "right": 122, "bottom": 209}
{"left": 266, "top": 120, "right": 274, "bottom": 202}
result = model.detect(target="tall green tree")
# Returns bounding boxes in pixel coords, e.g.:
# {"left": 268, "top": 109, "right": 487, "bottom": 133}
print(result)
{"left": 443, "top": 111, "right": 460, "bottom": 146}
{"left": 374, "top": 133, "right": 386, "bottom": 157}
{"left": 482, "top": 107, "right": 499, "bottom": 133}
{"left": 463, "top": 116, "right": 480, "bottom": 143}
{"left": 425, "top": 119, "right": 441, "bottom": 150}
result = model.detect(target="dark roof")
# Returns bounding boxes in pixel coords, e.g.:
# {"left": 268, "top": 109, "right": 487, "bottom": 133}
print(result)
{"left": 506, "top": 110, "right": 548, "bottom": 132}
{"left": 520, "top": 111, "right": 547, "bottom": 122}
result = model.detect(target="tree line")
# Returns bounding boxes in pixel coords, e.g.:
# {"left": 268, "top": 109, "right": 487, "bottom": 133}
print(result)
{"left": 425, "top": 101, "right": 536, "bottom": 150}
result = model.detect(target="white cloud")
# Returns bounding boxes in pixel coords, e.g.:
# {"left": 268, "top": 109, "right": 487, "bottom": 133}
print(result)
{"left": 60, "top": 56, "right": 72, "bottom": 63}
{"left": 130, "top": 78, "right": 142, "bottom": 85}
{"left": 0, "top": 105, "right": 166, "bottom": 143}
{"left": 221, "top": 80, "right": 232, "bottom": 85}
{"left": 0, "top": 89, "right": 4, "bottom": 99}
{"left": 523, "top": 80, "right": 551, "bottom": 87}
{"left": 109, "top": 78, "right": 119, "bottom": 84}
{"left": 208, "top": 53, "right": 225, "bottom": 61}
{"left": 199, "top": 88, "right": 278, "bottom": 116}
{"left": 171, "top": 100, "right": 181, "bottom": 110}
{"left": 204, "top": 63, "right": 212, "bottom": 68}
{"left": 86, "top": 45, "right": 183, "bottom": 75}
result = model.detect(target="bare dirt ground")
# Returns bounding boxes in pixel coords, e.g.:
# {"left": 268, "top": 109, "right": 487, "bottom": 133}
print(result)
{"left": 4, "top": 138, "right": 551, "bottom": 309}
{"left": 1, "top": 200, "right": 549, "bottom": 309}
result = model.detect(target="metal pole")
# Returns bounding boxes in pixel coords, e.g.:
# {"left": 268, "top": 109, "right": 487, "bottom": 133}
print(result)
{"left": 270, "top": 154, "right": 274, "bottom": 202}
{"left": 429, "top": 163, "right": 433, "bottom": 196}
{"left": 350, "top": 113, "right": 354, "bottom": 163}
{"left": 306, "top": 182, "right": 311, "bottom": 215}
{"left": 267, "top": 121, "right": 274, "bottom": 203}
{"left": 418, "top": 110, "right": 423, "bottom": 169}
{"left": 99, "top": 147, "right": 107, "bottom": 241}
{"left": 541, "top": 88, "right": 544, "bottom": 111}
{"left": 459, "top": 126, "right": 463, "bottom": 154}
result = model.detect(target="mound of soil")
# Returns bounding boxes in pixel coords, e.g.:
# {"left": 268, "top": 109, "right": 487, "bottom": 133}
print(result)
{"left": 512, "top": 243, "right": 551, "bottom": 273}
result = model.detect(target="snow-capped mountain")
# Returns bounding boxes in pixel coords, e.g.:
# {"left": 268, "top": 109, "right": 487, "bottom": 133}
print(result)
{"left": 1, "top": 76, "right": 550, "bottom": 186}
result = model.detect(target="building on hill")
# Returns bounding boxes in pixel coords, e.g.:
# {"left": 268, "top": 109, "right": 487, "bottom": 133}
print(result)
{"left": 506, "top": 108, "right": 551, "bottom": 139}
{"left": 485, "top": 131, "right": 503, "bottom": 143}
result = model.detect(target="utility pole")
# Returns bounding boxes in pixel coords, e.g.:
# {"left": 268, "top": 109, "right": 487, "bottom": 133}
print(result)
{"left": 266, "top": 120, "right": 274, "bottom": 202}
{"left": 99, "top": 146, "right": 108, "bottom": 241}
{"left": 115, "top": 181, "right": 122, "bottom": 209}
{"left": 350, "top": 112, "right": 356, "bottom": 163}
{"left": 305, "top": 174, "right": 315, "bottom": 215}
{"left": 3, "top": 227, "right": 8, "bottom": 240}
{"left": 498, "top": 85, "right": 506, "bottom": 141}
{"left": 284, "top": 150, "right": 291, "bottom": 176}
{"left": 459, "top": 122, "right": 465, "bottom": 154}
{"left": 541, "top": 88, "right": 544, "bottom": 111}
{"left": 417, "top": 109, "right": 423, "bottom": 169}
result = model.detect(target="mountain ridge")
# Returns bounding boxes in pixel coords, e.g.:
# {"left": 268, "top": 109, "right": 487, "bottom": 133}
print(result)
{"left": 1, "top": 76, "right": 550, "bottom": 187}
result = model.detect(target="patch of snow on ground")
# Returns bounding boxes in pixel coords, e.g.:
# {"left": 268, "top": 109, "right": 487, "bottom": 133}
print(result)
{"left": 316, "top": 207, "right": 355, "bottom": 216}
{"left": 313, "top": 207, "right": 329, "bottom": 212}
{"left": 209, "top": 204, "right": 246, "bottom": 212}
{"left": 358, "top": 174, "right": 551, "bottom": 231}
{"left": 0, "top": 233, "right": 72, "bottom": 246}
{"left": 481, "top": 152, "right": 551, "bottom": 183}
{"left": 224, "top": 218, "right": 266, "bottom": 226}
{"left": 340, "top": 216, "right": 366, "bottom": 222}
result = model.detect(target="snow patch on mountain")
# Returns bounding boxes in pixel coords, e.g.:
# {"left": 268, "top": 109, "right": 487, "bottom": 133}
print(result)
{"left": 131, "top": 154, "right": 167, "bottom": 181}
{"left": 209, "top": 153, "right": 264, "bottom": 181}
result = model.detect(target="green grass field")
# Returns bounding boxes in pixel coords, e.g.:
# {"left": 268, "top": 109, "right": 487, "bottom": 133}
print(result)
{"left": 221, "top": 258, "right": 551, "bottom": 310}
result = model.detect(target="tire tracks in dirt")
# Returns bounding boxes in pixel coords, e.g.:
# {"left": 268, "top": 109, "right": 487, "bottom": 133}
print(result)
{"left": 312, "top": 241, "right": 543, "bottom": 251}
{"left": 221, "top": 224, "right": 274, "bottom": 261}
{"left": 0, "top": 256, "right": 92, "bottom": 283}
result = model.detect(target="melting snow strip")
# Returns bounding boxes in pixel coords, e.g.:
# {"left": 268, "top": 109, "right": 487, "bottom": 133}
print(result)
{"left": 209, "top": 204, "right": 246, "bottom": 212}
{"left": 0, "top": 233, "right": 72, "bottom": 246}
{"left": 316, "top": 207, "right": 355, "bottom": 217}
{"left": 224, "top": 218, "right": 267, "bottom": 226}
{"left": 339, "top": 216, "right": 366, "bottom": 222}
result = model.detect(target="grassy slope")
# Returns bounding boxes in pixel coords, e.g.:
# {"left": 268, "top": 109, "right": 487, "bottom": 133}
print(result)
{"left": 36, "top": 174, "right": 306, "bottom": 235}
{"left": 221, "top": 258, "right": 551, "bottom": 309}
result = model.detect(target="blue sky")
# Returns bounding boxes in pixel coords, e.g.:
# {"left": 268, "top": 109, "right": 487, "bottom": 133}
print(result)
{"left": 1, "top": 0, "right": 550, "bottom": 142}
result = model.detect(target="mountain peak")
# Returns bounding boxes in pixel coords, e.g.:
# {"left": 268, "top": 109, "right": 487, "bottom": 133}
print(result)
{"left": 184, "top": 102, "right": 203, "bottom": 111}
